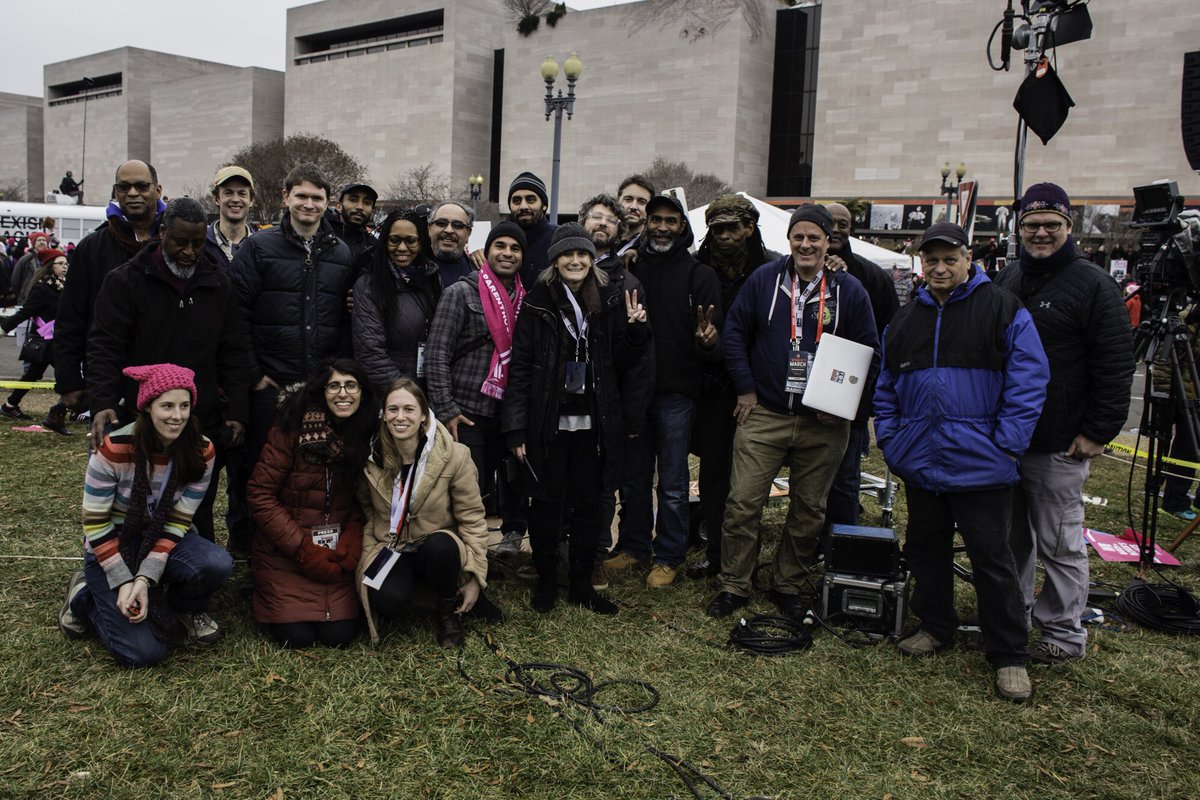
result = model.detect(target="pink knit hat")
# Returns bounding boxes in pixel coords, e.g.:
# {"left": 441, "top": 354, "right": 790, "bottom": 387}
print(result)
{"left": 122, "top": 363, "right": 197, "bottom": 411}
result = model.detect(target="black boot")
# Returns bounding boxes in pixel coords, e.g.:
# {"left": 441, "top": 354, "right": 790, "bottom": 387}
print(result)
{"left": 434, "top": 596, "right": 465, "bottom": 648}
{"left": 41, "top": 404, "right": 72, "bottom": 436}
{"left": 567, "top": 576, "right": 618, "bottom": 615}
{"left": 529, "top": 522, "right": 560, "bottom": 613}
{"left": 468, "top": 591, "right": 506, "bottom": 623}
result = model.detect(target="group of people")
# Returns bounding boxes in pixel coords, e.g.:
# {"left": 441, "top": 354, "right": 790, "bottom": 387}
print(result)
{"left": 16, "top": 154, "right": 1132, "bottom": 704}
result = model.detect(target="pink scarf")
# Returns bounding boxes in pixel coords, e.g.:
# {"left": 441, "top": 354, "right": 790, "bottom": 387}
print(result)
{"left": 478, "top": 262, "right": 525, "bottom": 400}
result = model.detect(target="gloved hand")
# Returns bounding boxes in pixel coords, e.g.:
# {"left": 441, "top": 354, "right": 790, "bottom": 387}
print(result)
{"left": 295, "top": 537, "right": 344, "bottom": 584}
{"left": 331, "top": 523, "right": 363, "bottom": 575}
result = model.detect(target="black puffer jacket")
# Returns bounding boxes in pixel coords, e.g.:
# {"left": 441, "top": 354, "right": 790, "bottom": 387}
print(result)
{"left": 87, "top": 243, "right": 249, "bottom": 435}
{"left": 501, "top": 276, "right": 653, "bottom": 498}
{"left": 351, "top": 260, "right": 441, "bottom": 390}
{"left": 993, "top": 239, "right": 1134, "bottom": 451}
{"left": 230, "top": 215, "right": 353, "bottom": 386}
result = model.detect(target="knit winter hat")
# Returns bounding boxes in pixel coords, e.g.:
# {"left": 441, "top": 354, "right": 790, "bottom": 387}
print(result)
{"left": 38, "top": 248, "right": 66, "bottom": 266}
{"left": 485, "top": 221, "right": 528, "bottom": 256}
{"left": 122, "top": 363, "right": 197, "bottom": 411}
{"left": 28, "top": 231, "right": 49, "bottom": 246}
{"left": 547, "top": 222, "right": 597, "bottom": 263}
{"left": 1019, "top": 182, "right": 1072, "bottom": 222}
{"left": 508, "top": 172, "right": 549, "bottom": 208}
{"left": 787, "top": 204, "right": 834, "bottom": 238}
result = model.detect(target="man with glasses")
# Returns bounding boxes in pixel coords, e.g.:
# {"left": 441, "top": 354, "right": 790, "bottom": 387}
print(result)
{"left": 55, "top": 160, "right": 165, "bottom": 435}
{"left": 993, "top": 182, "right": 1134, "bottom": 665}
{"left": 429, "top": 201, "right": 475, "bottom": 289}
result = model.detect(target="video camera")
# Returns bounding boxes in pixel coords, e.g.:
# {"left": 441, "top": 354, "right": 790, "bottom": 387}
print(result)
{"left": 1132, "top": 181, "right": 1200, "bottom": 295}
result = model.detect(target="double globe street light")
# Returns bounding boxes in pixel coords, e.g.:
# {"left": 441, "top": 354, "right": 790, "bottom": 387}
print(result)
{"left": 541, "top": 52, "right": 582, "bottom": 223}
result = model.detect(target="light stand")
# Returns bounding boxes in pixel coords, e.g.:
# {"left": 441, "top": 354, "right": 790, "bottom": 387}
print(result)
{"left": 468, "top": 174, "right": 484, "bottom": 219}
{"left": 939, "top": 162, "right": 967, "bottom": 222}
{"left": 541, "top": 52, "right": 582, "bottom": 224}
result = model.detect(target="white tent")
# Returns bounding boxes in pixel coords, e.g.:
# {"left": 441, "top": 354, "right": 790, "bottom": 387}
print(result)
{"left": 686, "top": 193, "right": 915, "bottom": 272}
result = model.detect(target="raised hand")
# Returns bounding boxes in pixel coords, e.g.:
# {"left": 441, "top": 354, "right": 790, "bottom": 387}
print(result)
{"left": 694, "top": 304, "right": 717, "bottom": 348}
{"left": 625, "top": 289, "right": 647, "bottom": 324}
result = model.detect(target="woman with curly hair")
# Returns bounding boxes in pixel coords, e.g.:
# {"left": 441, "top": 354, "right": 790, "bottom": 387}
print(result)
{"left": 248, "top": 359, "right": 377, "bottom": 649}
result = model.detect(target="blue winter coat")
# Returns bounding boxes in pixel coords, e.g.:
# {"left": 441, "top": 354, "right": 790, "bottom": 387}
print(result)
{"left": 873, "top": 268, "right": 1049, "bottom": 493}
{"left": 724, "top": 257, "right": 879, "bottom": 416}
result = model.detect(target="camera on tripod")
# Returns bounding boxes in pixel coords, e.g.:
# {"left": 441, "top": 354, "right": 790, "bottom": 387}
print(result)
{"left": 1132, "top": 180, "right": 1199, "bottom": 296}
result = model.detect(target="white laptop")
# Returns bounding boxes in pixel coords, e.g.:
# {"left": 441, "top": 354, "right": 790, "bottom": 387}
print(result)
{"left": 801, "top": 333, "right": 875, "bottom": 419}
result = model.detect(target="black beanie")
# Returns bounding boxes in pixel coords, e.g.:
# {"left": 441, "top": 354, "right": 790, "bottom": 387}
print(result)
{"left": 485, "top": 221, "right": 528, "bottom": 255}
{"left": 787, "top": 204, "right": 833, "bottom": 237}
{"left": 508, "top": 171, "right": 549, "bottom": 208}
{"left": 547, "top": 222, "right": 596, "bottom": 263}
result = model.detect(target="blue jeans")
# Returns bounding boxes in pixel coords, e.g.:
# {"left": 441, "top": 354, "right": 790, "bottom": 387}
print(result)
{"left": 71, "top": 533, "right": 234, "bottom": 668}
{"left": 619, "top": 393, "right": 695, "bottom": 568}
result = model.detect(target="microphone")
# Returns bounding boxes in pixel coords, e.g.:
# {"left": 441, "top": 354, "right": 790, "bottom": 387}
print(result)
{"left": 1000, "top": 0, "right": 1015, "bottom": 70}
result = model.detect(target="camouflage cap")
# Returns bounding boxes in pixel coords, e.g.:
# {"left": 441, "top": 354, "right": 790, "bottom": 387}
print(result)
{"left": 705, "top": 194, "right": 759, "bottom": 226}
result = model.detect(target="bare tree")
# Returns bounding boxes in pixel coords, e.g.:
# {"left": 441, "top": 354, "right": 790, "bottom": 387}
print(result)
{"left": 642, "top": 156, "right": 733, "bottom": 208}
{"left": 621, "top": 0, "right": 788, "bottom": 43}
{"left": 0, "top": 177, "right": 26, "bottom": 202}
{"left": 384, "top": 164, "right": 453, "bottom": 210}
{"left": 177, "top": 183, "right": 219, "bottom": 216}
{"left": 224, "top": 133, "right": 366, "bottom": 223}
{"left": 504, "top": 0, "right": 551, "bottom": 35}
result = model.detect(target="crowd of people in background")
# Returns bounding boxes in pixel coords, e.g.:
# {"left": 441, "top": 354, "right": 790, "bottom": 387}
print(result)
{"left": 0, "top": 156, "right": 1139, "bottom": 705}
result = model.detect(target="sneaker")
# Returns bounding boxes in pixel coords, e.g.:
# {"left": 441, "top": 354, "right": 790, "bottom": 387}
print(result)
{"left": 603, "top": 551, "right": 648, "bottom": 572}
{"left": 1170, "top": 508, "right": 1199, "bottom": 522}
{"left": 685, "top": 558, "right": 720, "bottom": 580}
{"left": 646, "top": 564, "right": 678, "bottom": 589}
{"left": 591, "top": 564, "right": 610, "bottom": 590}
{"left": 1028, "top": 639, "right": 1081, "bottom": 665}
{"left": 897, "top": 628, "right": 946, "bottom": 657}
{"left": 0, "top": 403, "right": 30, "bottom": 421}
{"left": 177, "top": 611, "right": 223, "bottom": 645}
{"left": 40, "top": 416, "right": 72, "bottom": 436}
{"left": 492, "top": 530, "right": 525, "bottom": 558}
{"left": 59, "top": 571, "right": 89, "bottom": 639}
{"left": 995, "top": 665, "right": 1034, "bottom": 703}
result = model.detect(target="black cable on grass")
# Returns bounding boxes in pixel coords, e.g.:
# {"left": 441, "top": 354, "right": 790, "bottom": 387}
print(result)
{"left": 728, "top": 615, "right": 812, "bottom": 655}
{"left": 456, "top": 632, "right": 773, "bottom": 800}
{"left": 1117, "top": 573, "right": 1200, "bottom": 635}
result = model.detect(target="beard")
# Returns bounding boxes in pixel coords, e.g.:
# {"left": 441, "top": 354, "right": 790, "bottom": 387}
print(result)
{"left": 163, "top": 251, "right": 197, "bottom": 280}
{"left": 648, "top": 235, "right": 675, "bottom": 254}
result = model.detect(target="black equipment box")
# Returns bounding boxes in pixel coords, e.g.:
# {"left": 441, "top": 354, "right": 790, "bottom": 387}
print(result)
{"left": 820, "top": 572, "right": 910, "bottom": 638}
{"left": 827, "top": 524, "right": 901, "bottom": 578}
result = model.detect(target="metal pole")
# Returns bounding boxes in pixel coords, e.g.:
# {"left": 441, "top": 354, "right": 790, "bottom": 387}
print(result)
{"left": 549, "top": 102, "right": 563, "bottom": 224}
{"left": 80, "top": 95, "right": 88, "bottom": 203}
{"left": 1007, "top": 9, "right": 1049, "bottom": 263}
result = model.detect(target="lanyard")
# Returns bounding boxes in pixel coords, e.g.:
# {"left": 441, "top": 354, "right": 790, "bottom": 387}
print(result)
{"left": 561, "top": 287, "right": 589, "bottom": 358}
{"left": 323, "top": 467, "right": 333, "bottom": 524}
{"left": 790, "top": 270, "right": 827, "bottom": 344}
{"left": 147, "top": 460, "right": 174, "bottom": 516}
{"left": 389, "top": 463, "right": 418, "bottom": 540}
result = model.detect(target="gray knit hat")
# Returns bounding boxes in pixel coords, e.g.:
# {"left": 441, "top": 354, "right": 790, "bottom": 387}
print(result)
{"left": 547, "top": 222, "right": 596, "bottom": 263}
{"left": 508, "top": 171, "right": 549, "bottom": 208}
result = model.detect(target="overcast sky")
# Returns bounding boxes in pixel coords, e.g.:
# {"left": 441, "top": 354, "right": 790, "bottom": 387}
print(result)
{"left": 1, "top": 0, "right": 636, "bottom": 97}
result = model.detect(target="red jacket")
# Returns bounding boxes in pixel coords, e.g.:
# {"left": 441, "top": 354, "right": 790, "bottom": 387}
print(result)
{"left": 248, "top": 424, "right": 363, "bottom": 624}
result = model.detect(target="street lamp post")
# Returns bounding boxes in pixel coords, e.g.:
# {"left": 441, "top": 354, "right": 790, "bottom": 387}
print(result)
{"left": 468, "top": 174, "right": 484, "bottom": 218}
{"left": 541, "top": 52, "right": 582, "bottom": 224}
{"left": 939, "top": 161, "right": 967, "bottom": 222}
{"left": 80, "top": 76, "right": 95, "bottom": 203}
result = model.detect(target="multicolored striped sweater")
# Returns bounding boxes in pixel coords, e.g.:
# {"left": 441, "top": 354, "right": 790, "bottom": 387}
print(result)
{"left": 82, "top": 423, "right": 215, "bottom": 588}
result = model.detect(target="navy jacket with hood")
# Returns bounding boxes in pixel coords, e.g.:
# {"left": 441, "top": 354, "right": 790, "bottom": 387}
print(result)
{"left": 873, "top": 267, "right": 1049, "bottom": 493}
{"left": 724, "top": 256, "right": 879, "bottom": 417}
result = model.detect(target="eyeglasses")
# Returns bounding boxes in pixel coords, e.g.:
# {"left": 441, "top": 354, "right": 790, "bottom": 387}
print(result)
{"left": 586, "top": 212, "right": 619, "bottom": 226}
{"left": 430, "top": 219, "right": 469, "bottom": 231}
{"left": 387, "top": 235, "right": 421, "bottom": 247}
{"left": 113, "top": 181, "right": 153, "bottom": 195}
{"left": 1020, "top": 220, "right": 1064, "bottom": 234}
{"left": 325, "top": 381, "right": 361, "bottom": 395}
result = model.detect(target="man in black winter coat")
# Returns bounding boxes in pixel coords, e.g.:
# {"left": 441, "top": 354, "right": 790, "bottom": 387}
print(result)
{"left": 822, "top": 202, "right": 900, "bottom": 541}
{"left": 604, "top": 194, "right": 723, "bottom": 589}
{"left": 55, "top": 160, "right": 165, "bottom": 435}
{"left": 325, "top": 181, "right": 378, "bottom": 270}
{"left": 993, "top": 182, "right": 1134, "bottom": 665}
{"left": 87, "top": 198, "right": 248, "bottom": 542}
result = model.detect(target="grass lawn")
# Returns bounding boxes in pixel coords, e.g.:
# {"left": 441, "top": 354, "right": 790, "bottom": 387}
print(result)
{"left": 2, "top": 393, "right": 1199, "bottom": 799}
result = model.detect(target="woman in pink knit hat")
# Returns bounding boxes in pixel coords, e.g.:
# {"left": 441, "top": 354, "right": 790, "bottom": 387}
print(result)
{"left": 56, "top": 363, "right": 234, "bottom": 667}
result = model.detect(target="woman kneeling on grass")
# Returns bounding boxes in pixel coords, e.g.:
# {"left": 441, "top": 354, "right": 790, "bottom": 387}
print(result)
{"left": 356, "top": 378, "right": 502, "bottom": 647}
{"left": 247, "top": 359, "right": 376, "bottom": 649}
{"left": 58, "top": 364, "right": 234, "bottom": 667}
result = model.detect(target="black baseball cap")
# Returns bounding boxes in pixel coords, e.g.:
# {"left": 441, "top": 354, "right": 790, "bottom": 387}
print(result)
{"left": 918, "top": 222, "right": 969, "bottom": 250}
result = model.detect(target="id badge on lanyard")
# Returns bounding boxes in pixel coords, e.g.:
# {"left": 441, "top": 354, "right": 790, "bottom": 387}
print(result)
{"left": 784, "top": 271, "right": 825, "bottom": 396}
{"left": 311, "top": 467, "right": 342, "bottom": 549}
{"left": 562, "top": 288, "right": 589, "bottom": 395}
{"left": 416, "top": 341, "right": 426, "bottom": 377}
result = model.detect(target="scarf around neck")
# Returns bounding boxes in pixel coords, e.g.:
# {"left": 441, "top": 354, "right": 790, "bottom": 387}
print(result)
{"left": 298, "top": 406, "right": 345, "bottom": 465}
{"left": 479, "top": 263, "right": 526, "bottom": 400}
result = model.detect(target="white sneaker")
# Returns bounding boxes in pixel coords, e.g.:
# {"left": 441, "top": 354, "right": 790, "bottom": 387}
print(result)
{"left": 177, "top": 611, "right": 222, "bottom": 645}
{"left": 59, "top": 571, "right": 89, "bottom": 639}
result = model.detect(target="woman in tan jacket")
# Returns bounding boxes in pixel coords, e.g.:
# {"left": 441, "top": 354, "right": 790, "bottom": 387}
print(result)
{"left": 355, "top": 377, "right": 500, "bottom": 647}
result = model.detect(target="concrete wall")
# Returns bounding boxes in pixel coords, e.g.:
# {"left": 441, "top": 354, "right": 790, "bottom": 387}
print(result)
{"left": 44, "top": 48, "right": 230, "bottom": 204}
{"left": 812, "top": 0, "right": 1200, "bottom": 202}
{"left": 497, "top": 4, "right": 774, "bottom": 215}
{"left": 152, "top": 67, "right": 285, "bottom": 200}
{"left": 0, "top": 94, "right": 43, "bottom": 201}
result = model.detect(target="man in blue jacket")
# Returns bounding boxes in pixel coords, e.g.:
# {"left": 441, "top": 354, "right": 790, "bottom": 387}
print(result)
{"left": 874, "top": 222, "right": 1049, "bottom": 703}
{"left": 707, "top": 204, "right": 878, "bottom": 622}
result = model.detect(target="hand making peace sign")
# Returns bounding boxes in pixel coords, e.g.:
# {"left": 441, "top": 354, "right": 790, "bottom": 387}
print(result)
{"left": 694, "top": 304, "right": 717, "bottom": 348}
{"left": 625, "top": 289, "right": 647, "bottom": 323}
